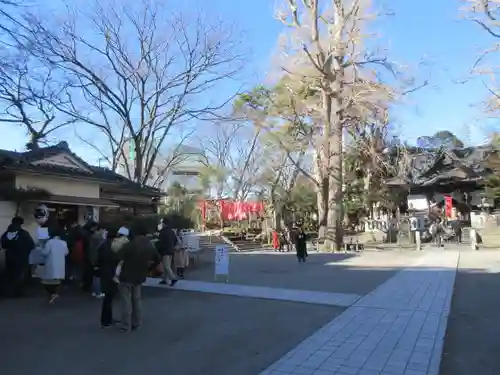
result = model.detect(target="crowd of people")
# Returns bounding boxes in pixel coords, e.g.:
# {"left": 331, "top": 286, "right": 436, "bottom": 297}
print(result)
{"left": 0, "top": 216, "right": 185, "bottom": 332}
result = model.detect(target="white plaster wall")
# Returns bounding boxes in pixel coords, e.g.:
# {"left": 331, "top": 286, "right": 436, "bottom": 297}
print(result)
{"left": 16, "top": 173, "right": 99, "bottom": 198}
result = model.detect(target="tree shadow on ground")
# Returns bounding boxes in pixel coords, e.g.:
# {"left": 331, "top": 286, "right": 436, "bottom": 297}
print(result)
{"left": 439, "top": 265, "right": 500, "bottom": 375}
{"left": 0, "top": 283, "right": 342, "bottom": 375}
{"left": 185, "top": 250, "right": 417, "bottom": 295}
{"left": 1, "top": 250, "right": 499, "bottom": 375}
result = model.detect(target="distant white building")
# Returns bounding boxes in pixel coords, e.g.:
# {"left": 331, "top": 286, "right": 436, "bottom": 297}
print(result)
{"left": 156, "top": 145, "right": 206, "bottom": 192}
{"left": 117, "top": 140, "right": 205, "bottom": 192}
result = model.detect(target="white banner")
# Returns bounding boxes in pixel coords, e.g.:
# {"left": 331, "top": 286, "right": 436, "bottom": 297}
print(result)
{"left": 214, "top": 245, "right": 229, "bottom": 276}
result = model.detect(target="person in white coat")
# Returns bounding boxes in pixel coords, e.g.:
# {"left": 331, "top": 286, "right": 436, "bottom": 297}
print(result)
{"left": 40, "top": 226, "right": 69, "bottom": 304}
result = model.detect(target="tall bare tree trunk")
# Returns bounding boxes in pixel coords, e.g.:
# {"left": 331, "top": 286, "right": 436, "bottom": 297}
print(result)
{"left": 273, "top": 207, "right": 281, "bottom": 231}
{"left": 327, "top": 121, "right": 344, "bottom": 251}
{"left": 317, "top": 178, "right": 328, "bottom": 240}
{"left": 321, "top": 84, "right": 344, "bottom": 251}
{"left": 364, "top": 169, "right": 372, "bottom": 218}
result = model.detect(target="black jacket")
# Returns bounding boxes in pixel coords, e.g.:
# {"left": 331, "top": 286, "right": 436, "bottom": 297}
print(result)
{"left": 156, "top": 227, "right": 177, "bottom": 256}
{"left": 117, "top": 235, "right": 161, "bottom": 285}
{"left": 1, "top": 224, "right": 34, "bottom": 267}
{"left": 80, "top": 228, "right": 93, "bottom": 263}
{"left": 292, "top": 229, "right": 307, "bottom": 254}
{"left": 97, "top": 238, "right": 120, "bottom": 294}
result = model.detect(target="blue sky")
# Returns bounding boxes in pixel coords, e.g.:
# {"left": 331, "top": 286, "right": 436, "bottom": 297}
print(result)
{"left": 1, "top": 0, "right": 498, "bottom": 162}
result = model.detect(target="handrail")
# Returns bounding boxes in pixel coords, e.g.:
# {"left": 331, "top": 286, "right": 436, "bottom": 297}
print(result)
{"left": 219, "top": 234, "right": 240, "bottom": 252}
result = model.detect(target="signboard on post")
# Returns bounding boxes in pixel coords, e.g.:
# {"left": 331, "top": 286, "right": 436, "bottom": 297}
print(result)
{"left": 214, "top": 245, "right": 229, "bottom": 282}
{"left": 410, "top": 216, "right": 425, "bottom": 231}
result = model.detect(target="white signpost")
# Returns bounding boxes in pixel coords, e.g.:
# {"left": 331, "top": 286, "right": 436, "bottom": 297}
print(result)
{"left": 410, "top": 216, "right": 425, "bottom": 251}
{"left": 214, "top": 245, "right": 229, "bottom": 282}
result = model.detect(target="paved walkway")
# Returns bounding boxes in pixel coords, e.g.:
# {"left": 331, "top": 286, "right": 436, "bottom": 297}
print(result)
{"left": 145, "top": 278, "right": 361, "bottom": 307}
{"left": 260, "top": 251, "right": 459, "bottom": 375}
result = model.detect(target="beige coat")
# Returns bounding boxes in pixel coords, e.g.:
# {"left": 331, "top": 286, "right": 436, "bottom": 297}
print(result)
{"left": 173, "top": 248, "right": 189, "bottom": 268}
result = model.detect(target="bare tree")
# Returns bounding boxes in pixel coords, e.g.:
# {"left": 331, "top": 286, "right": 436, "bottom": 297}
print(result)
{"left": 0, "top": 52, "right": 74, "bottom": 149}
{"left": 273, "top": 0, "right": 414, "bottom": 250}
{"left": 199, "top": 123, "right": 238, "bottom": 227}
{"left": 258, "top": 146, "right": 307, "bottom": 230}
{"left": 465, "top": 1, "right": 500, "bottom": 119}
{"left": 201, "top": 123, "right": 239, "bottom": 200}
{"left": 0, "top": 0, "right": 20, "bottom": 36}
{"left": 0, "top": 1, "right": 75, "bottom": 149}
{"left": 25, "top": 0, "right": 243, "bottom": 185}
{"left": 466, "top": 0, "right": 500, "bottom": 37}
{"left": 228, "top": 126, "right": 263, "bottom": 200}
{"left": 200, "top": 121, "right": 263, "bottom": 225}
{"left": 201, "top": 122, "right": 263, "bottom": 200}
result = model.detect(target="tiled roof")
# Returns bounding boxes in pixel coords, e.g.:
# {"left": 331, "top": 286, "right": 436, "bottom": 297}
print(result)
{"left": 0, "top": 142, "right": 161, "bottom": 196}
{"left": 388, "top": 145, "right": 493, "bottom": 187}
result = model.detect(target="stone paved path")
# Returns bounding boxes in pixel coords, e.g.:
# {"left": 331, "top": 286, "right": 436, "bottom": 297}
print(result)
{"left": 260, "top": 251, "right": 459, "bottom": 375}
{"left": 144, "top": 278, "right": 362, "bottom": 307}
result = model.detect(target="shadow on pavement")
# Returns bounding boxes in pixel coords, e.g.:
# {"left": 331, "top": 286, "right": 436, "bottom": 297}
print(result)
{"left": 1, "top": 250, "right": 498, "bottom": 375}
{"left": 440, "top": 265, "right": 500, "bottom": 375}
{"left": 0, "top": 285, "right": 343, "bottom": 375}
{"left": 185, "top": 250, "right": 415, "bottom": 295}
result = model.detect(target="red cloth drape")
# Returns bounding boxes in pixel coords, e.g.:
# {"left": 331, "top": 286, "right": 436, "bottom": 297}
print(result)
{"left": 444, "top": 196, "right": 453, "bottom": 218}
{"left": 272, "top": 230, "right": 279, "bottom": 249}
{"left": 198, "top": 200, "right": 265, "bottom": 221}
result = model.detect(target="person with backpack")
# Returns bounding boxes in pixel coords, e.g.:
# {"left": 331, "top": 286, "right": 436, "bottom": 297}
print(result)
{"left": 1, "top": 216, "right": 35, "bottom": 297}
{"left": 156, "top": 219, "right": 178, "bottom": 286}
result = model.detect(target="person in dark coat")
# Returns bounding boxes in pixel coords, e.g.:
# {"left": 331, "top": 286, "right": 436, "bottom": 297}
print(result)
{"left": 156, "top": 219, "right": 178, "bottom": 286}
{"left": 65, "top": 221, "right": 83, "bottom": 282}
{"left": 1, "top": 216, "right": 35, "bottom": 297}
{"left": 293, "top": 225, "right": 307, "bottom": 263}
{"left": 116, "top": 222, "right": 161, "bottom": 332}
{"left": 81, "top": 220, "right": 98, "bottom": 292}
{"left": 98, "top": 226, "right": 121, "bottom": 328}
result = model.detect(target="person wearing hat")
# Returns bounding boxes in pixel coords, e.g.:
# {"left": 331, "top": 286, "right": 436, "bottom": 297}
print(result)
{"left": 112, "top": 227, "right": 130, "bottom": 252}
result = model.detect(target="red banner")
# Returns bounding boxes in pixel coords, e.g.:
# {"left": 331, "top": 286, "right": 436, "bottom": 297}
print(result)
{"left": 199, "top": 200, "right": 264, "bottom": 222}
{"left": 444, "top": 196, "right": 452, "bottom": 218}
